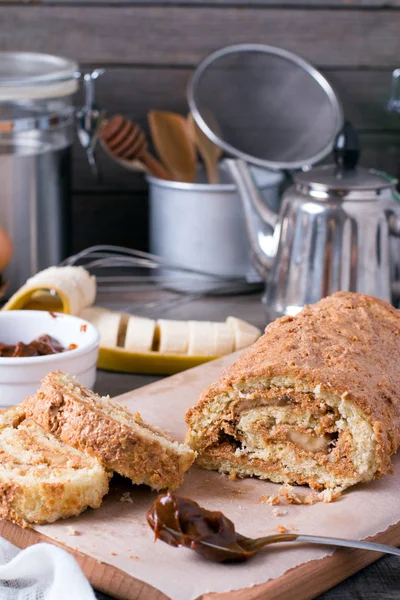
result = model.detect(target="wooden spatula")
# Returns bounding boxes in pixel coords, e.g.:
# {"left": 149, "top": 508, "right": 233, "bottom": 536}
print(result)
{"left": 187, "top": 113, "right": 223, "bottom": 185}
{"left": 100, "top": 115, "right": 172, "bottom": 180}
{"left": 148, "top": 111, "right": 197, "bottom": 183}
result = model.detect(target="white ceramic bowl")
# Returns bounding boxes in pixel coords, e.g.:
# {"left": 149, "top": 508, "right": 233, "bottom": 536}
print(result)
{"left": 0, "top": 311, "right": 100, "bottom": 407}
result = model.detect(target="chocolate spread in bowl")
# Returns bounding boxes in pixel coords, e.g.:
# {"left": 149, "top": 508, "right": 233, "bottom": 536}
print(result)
{"left": 0, "top": 334, "right": 68, "bottom": 357}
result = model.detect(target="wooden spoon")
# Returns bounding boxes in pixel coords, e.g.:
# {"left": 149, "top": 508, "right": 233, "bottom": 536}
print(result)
{"left": 148, "top": 110, "right": 197, "bottom": 183}
{"left": 100, "top": 115, "right": 172, "bottom": 180}
{"left": 187, "top": 113, "right": 222, "bottom": 184}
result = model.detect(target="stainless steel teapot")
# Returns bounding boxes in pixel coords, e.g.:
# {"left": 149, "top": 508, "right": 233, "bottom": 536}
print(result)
{"left": 225, "top": 125, "right": 400, "bottom": 320}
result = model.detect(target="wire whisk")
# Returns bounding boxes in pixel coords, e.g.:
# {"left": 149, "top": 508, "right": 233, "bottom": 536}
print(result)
{"left": 61, "top": 245, "right": 260, "bottom": 316}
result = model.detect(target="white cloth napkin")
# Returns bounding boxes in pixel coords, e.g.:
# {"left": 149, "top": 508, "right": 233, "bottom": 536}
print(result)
{"left": 0, "top": 537, "right": 96, "bottom": 600}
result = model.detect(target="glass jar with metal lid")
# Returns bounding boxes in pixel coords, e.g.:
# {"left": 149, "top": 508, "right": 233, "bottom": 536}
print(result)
{"left": 0, "top": 52, "right": 103, "bottom": 295}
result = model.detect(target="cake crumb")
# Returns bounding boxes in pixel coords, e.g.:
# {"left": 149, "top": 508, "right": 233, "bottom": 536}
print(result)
{"left": 119, "top": 492, "right": 134, "bottom": 503}
{"left": 229, "top": 470, "right": 238, "bottom": 481}
{"left": 232, "top": 488, "right": 245, "bottom": 495}
{"left": 280, "top": 485, "right": 303, "bottom": 505}
{"left": 272, "top": 508, "right": 288, "bottom": 517}
{"left": 318, "top": 488, "right": 342, "bottom": 503}
{"left": 304, "top": 493, "right": 319, "bottom": 505}
{"left": 110, "top": 551, "right": 117, "bottom": 556}
{"left": 66, "top": 526, "right": 80, "bottom": 536}
{"left": 260, "top": 494, "right": 281, "bottom": 505}
{"left": 276, "top": 525, "right": 288, "bottom": 534}
{"left": 261, "top": 484, "right": 341, "bottom": 507}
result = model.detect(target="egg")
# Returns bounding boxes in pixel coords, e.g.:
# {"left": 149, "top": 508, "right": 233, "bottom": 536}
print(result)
{"left": 0, "top": 228, "right": 13, "bottom": 273}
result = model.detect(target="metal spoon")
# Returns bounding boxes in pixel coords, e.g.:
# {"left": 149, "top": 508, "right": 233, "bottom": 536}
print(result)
{"left": 218, "top": 531, "right": 400, "bottom": 559}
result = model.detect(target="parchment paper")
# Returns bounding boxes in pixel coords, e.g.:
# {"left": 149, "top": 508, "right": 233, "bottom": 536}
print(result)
{"left": 35, "top": 354, "right": 400, "bottom": 600}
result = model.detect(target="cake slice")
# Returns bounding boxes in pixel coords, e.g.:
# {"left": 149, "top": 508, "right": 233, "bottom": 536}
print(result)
{"left": 0, "top": 407, "right": 110, "bottom": 527}
{"left": 24, "top": 372, "right": 195, "bottom": 491}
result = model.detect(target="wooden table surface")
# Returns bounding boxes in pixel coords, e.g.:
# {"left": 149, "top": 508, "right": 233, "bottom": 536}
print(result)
{"left": 92, "top": 289, "right": 400, "bottom": 600}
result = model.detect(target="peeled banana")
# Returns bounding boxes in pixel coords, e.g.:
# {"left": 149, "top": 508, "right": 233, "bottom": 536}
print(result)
{"left": 3, "top": 265, "right": 96, "bottom": 316}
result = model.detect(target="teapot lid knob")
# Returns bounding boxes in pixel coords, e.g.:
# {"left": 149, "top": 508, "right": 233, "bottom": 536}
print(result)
{"left": 333, "top": 121, "right": 360, "bottom": 171}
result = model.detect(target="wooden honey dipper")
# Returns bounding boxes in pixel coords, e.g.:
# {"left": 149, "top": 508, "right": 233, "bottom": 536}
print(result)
{"left": 101, "top": 114, "right": 172, "bottom": 180}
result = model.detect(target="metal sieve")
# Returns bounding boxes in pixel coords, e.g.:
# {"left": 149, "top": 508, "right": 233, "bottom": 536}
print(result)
{"left": 188, "top": 43, "right": 343, "bottom": 171}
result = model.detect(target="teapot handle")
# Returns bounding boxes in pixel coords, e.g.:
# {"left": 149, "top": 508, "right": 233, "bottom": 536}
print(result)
{"left": 333, "top": 121, "right": 360, "bottom": 171}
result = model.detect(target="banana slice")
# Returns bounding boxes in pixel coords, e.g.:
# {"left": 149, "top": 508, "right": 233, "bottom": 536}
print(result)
{"left": 188, "top": 321, "right": 216, "bottom": 356}
{"left": 80, "top": 306, "right": 110, "bottom": 321}
{"left": 213, "top": 322, "right": 234, "bottom": 356}
{"left": 83, "top": 310, "right": 122, "bottom": 347}
{"left": 226, "top": 316, "right": 261, "bottom": 350}
{"left": 157, "top": 320, "right": 189, "bottom": 354}
{"left": 125, "top": 316, "right": 156, "bottom": 353}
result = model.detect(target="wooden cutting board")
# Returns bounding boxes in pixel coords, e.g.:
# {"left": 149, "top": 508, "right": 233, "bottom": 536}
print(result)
{"left": 1, "top": 354, "right": 399, "bottom": 600}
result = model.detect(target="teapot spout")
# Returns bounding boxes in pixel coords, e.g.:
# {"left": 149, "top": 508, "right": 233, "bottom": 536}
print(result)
{"left": 224, "top": 158, "right": 279, "bottom": 279}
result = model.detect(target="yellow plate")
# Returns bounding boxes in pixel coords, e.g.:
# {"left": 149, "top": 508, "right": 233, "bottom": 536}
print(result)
{"left": 2, "top": 291, "right": 219, "bottom": 375}
{"left": 98, "top": 345, "right": 217, "bottom": 376}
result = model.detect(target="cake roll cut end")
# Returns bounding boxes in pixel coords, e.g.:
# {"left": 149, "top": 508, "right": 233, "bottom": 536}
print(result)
{"left": 186, "top": 379, "right": 379, "bottom": 492}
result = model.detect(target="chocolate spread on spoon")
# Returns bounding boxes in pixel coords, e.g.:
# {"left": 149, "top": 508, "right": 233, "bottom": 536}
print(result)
{"left": 147, "top": 492, "right": 296, "bottom": 562}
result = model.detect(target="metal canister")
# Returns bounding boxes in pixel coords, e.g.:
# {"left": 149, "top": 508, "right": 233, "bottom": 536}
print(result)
{"left": 147, "top": 164, "right": 284, "bottom": 293}
{"left": 0, "top": 53, "right": 78, "bottom": 295}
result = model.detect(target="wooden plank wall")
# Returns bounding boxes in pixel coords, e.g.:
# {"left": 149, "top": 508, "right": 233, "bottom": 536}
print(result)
{"left": 1, "top": 1, "right": 400, "bottom": 252}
